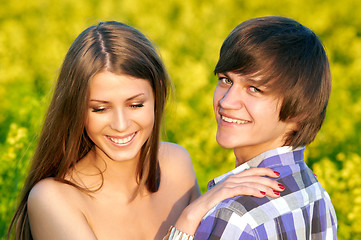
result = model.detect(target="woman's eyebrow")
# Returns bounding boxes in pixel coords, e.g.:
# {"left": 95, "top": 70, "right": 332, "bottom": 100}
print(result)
{"left": 89, "top": 93, "right": 145, "bottom": 103}
{"left": 89, "top": 99, "right": 108, "bottom": 103}
{"left": 127, "top": 93, "right": 145, "bottom": 101}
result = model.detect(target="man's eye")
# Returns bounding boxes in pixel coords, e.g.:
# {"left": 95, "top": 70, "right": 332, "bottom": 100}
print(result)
{"left": 249, "top": 86, "right": 262, "bottom": 93}
{"left": 219, "top": 77, "right": 232, "bottom": 85}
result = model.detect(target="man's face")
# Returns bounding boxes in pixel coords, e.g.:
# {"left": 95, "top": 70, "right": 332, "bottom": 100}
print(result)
{"left": 213, "top": 71, "right": 296, "bottom": 165}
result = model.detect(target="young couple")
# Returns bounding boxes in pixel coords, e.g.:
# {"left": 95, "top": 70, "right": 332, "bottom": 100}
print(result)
{"left": 9, "top": 16, "right": 337, "bottom": 240}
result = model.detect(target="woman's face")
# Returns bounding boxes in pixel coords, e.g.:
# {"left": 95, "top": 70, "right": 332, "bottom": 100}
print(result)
{"left": 85, "top": 71, "right": 155, "bottom": 163}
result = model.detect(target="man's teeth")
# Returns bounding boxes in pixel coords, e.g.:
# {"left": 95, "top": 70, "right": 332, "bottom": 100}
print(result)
{"left": 109, "top": 133, "right": 135, "bottom": 144}
{"left": 222, "top": 116, "right": 248, "bottom": 124}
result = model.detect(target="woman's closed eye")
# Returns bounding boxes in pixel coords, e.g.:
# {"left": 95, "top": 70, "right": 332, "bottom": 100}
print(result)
{"left": 130, "top": 103, "right": 144, "bottom": 108}
{"left": 91, "top": 106, "right": 107, "bottom": 112}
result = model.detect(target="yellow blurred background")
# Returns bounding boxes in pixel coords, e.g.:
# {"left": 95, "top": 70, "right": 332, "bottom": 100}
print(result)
{"left": 1, "top": 0, "right": 360, "bottom": 238}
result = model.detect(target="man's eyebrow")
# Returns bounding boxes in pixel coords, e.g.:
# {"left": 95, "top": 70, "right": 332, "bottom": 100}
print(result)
{"left": 220, "top": 72, "right": 262, "bottom": 85}
{"left": 244, "top": 78, "right": 261, "bottom": 85}
{"left": 217, "top": 72, "right": 232, "bottom": 80}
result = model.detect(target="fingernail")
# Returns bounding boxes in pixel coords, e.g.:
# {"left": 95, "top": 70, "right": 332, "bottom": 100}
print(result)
{"left": 260, "top": 191, "right": 266, "bottom": 195}
{"left": 274, "top": 171, "right": 280, "bottom": 177}
{"left": 273, "top": 190, "right": 280, "bottom": 195}
{"left": 278, "top": 184, "right": 285, "bottom": 190}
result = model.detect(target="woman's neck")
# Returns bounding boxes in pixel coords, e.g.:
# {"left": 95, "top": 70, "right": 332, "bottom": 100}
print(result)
{"left": 69, "top": 149, "right": 143, "bottom": 200}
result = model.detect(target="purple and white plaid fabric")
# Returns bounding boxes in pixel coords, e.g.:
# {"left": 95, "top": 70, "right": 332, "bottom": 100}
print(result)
{"left": 195, "top": 147, "right": 337, "bottom": 240}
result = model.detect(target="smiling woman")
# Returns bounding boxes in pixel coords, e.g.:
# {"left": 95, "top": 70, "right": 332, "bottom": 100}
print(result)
{"left": 7, "top": 21, "right": 189, "bottom": 240}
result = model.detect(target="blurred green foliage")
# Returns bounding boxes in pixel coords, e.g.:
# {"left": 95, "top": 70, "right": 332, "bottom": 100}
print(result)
{"left": 0, "top": 0, "right": 360, "bottom": 239}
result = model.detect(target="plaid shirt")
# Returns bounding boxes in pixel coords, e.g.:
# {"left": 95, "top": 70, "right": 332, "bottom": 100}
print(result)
{"left": 194, "top": 146, "right": 337, "bottom": 240}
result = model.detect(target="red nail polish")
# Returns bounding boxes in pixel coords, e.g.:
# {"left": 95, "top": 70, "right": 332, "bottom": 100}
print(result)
{"left": 274, "top": 171, "right": 280, "bottom": 177}
{"left": 278, "top": 184, "right": 285, "bottom": 190}
{"left": 260, "top": 191, "right": 266, "bottom": 195}
{"left": 273, "top": 190, "right": 280, "bottom": 195}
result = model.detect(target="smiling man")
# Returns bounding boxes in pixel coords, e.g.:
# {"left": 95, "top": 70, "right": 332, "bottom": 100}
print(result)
{"left": 194, "top": 16, "right": 337, "bottom": 240}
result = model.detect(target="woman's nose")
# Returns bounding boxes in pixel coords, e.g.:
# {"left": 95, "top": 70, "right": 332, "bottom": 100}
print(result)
{"left": 110, "top": 109, "right": 129, "bottom": 132}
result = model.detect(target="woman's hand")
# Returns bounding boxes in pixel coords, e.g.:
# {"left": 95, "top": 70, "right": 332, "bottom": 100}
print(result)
{"left": 172, "top": 168, "right": 284, "bottom": 236}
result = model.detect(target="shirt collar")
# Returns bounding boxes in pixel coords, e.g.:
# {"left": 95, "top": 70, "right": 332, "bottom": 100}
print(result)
{"left": 207, "top": 146, "right": 305, "bottom": 190}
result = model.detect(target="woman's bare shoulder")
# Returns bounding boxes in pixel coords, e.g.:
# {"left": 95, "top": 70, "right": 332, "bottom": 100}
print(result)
{"left": 158, "top": 142, "right": 198, "bottom": 189}
{"left": 159, "top": 142, "right": 192, "bottom": 170}
{"left": 28, "top": 178, "right": 83, "bottom": 223}
{"left": 28, "top": 178, "right": 97, "bottom": 239}
{"left": 29, "top": 178, "right": 79, "bottom": 204}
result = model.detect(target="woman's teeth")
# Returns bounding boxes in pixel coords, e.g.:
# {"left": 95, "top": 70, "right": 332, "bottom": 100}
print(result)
{"left": 222, "top": 116, "right": 248, "bottom": 124}
{"left": 108, "top": 133, "right": 136, "bottom": 144}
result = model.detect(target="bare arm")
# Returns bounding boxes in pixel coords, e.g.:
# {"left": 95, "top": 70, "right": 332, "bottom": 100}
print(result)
{"left": 28, "top": 179, "right": 97, "bottom": 240}
{"left": 169, "top": 168, "right": 284, "bottom": 237}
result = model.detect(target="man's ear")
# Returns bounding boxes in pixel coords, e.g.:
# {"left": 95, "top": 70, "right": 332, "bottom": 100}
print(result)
{"left": 285, "top": 115, "right": 304, "bottom": 131}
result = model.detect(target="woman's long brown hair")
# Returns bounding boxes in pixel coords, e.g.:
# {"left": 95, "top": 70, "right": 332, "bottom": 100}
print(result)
{"left": 8, "top": 21, "right": 169, "bottom": 239}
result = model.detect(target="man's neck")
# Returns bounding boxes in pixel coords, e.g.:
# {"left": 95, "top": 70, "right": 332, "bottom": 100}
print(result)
{"left": 234, "top": 144, "right": 286, "bottom": 167}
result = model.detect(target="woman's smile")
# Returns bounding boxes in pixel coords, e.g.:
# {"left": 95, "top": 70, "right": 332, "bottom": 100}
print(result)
{"left": 106, "top": 131, "right": 138, "bottom": 145}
